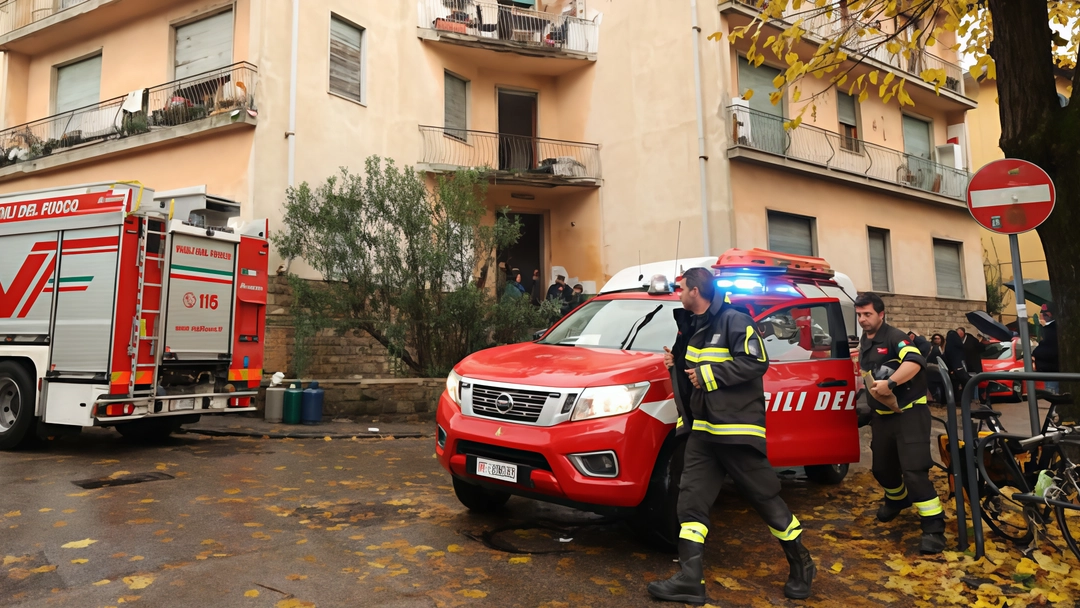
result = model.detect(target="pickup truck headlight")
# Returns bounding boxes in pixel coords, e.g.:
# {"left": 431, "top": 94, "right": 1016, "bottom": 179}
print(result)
{"left": 446, "top": 370, "right": 462, "bottom": 405}
{"left": 571, "top": 382, "right": 650, "bottom": 421}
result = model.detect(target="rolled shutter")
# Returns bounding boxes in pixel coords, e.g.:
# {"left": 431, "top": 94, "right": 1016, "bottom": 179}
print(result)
{"left": 837, "top": 93, "right": 857, "bottom": 126}
{"left": 330, "top": 17, "right": 363, "bottom": 101}
{"left": 868, "top": 229, "right": 889, "bottom": 292}
{"left": 933, "top": 240, "right": 964, "bottom": 298}
{"left": 768, "top": 212, "right": 814, "bottom": 256}
{"left": 902, "top": 115, "right": 932, "bottom": 159}
{"left": 175, "top": 10, "right": 233, "bottom": 80}
{"left": 55, "top": 55, "right": 101, "bottom": 113}
{"left": 737, "top": 56, "right": 783, "bottom": 117}
{"left": 444, "top": 72, "right": 467, "bottom": 140}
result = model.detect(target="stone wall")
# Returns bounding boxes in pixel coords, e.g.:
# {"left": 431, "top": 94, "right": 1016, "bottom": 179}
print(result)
{"left": 256, "top": 379, "right": 445, "bottom": 421}
{"left": 879, "top": 294, "right": 988, "bottom": 338}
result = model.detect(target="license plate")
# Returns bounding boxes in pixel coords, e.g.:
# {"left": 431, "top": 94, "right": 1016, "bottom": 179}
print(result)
{"left": 475, "top": 457, "right": 518, "bottom": 483}
{"left": 171, "top": 398, "right": 195, "bottom": 411}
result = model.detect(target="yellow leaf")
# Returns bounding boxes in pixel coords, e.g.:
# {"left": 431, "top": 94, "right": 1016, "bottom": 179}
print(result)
{"left": 869, "top": 71, "right": 879, "bottom": 85}
{"left": 707, "top": 31, "right": 724, "bottom": 42}
{"left": 769, "top": 91, "right": 784, "bottom": 106}
{"left": 286, "top": 574, "right": 308, "bottom": 580}
{"left": 323, "top": 436, "right": 332, "bottom": 442}
{"left": 1047, "top": 591, "right": 1069, "bottom": 602}
{"left": 224, "top": 489, "right": 240, "bottom": 495}
{"left": 71, "top": 558, "right": 88, "bottom": 564}
{"left": 38, "top": 508, "right": 52, "bottom": 513}
{"left": 830, "top": 561, "right": 843, "bottom": 573}
{"left": 93, "top": 579, "right": 111, "bottom": 586}
{"left": 883, "top": 72, "right": 895, "bottom": 86}
{"left": 742, "top": 89, "right": 755, "bottom": 101}
{"left": 123, "top": 575, "right": 155, "bottom": 590}
{"left": 835, "top": 74, "right": 848, "bottom": 87}
{"left": 62, "top": 539, "right": 97, "bottom": 549}
{"left": 458, "top": 590, "right": 488, "bottom": 598}
{"left": 447, "top": 544, "right": 464, "bottom": 553}
{"left": 244, "top": 590, "right": 260, "bottom": 598}
{"left": 1015, "top": 558, "right": 1038, "bottom": 575}
{"left": 858, "top": 89, "right": 869, "bottom": 104}
{"left": 509, "top": 556, "right": 531, "bottom": 564}
{"left": 276, "top": 600, "right": 315, "bottom": 608}
{"left": 772, "top": 74, "right": 786, "bottom": 89}
{"left": 886, "top": 40, "right": 901, "bottom": 54}
{"left": 1033, "top": 550, "right": 1070, "bottom": 574}
{"left": 243, "top": 522, "right": 263, "bottom": 528}
{"left": 793, "top": 87, "right": 802, "bottom": 102}
{"left": 714, "top": 576, "right": 749, "bottom": 590}
{"left": 5, "top": 510, "right": 20, "bottom": 517}
{"left": 754, "top": 54, "right": 765, "bottom": 67}
{"left": 30, "top": 565, "right": 56, "bottom": 573}
{"left": 53, "top": 521, "right": 66, "bottom": 528}
{"left": 986, "top": 59, "right": 996, "bottom": 80}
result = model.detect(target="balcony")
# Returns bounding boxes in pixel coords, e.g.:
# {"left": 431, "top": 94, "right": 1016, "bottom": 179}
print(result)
{"left": 726, "top": 106, "right": 969, "bottom": 204}
{"left": 0, "top": 62, "right": 257, "bottom": 179}
{"left": 0, "top": 0, "right": 91, "bottom": 35}
{"left": 418, "top": 125, "right": 601, "bottom": 187}
{"left": 417, "top": 0, "right": 600, "bottom": 68}
{"left": 725, "top": 1, "right": 967, "bottom": 99}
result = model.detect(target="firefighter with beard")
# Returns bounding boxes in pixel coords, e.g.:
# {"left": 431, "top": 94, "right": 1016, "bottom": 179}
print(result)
{"left": 648, "top": 267, "right": 815, "bottom": 604}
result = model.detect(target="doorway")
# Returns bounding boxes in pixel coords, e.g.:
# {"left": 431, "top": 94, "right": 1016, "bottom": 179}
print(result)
{"left": 498, "top": 212, "right": 544, "bottom": 299}
{"left": 498, "top": 89, "right": 537, "bottom": 172}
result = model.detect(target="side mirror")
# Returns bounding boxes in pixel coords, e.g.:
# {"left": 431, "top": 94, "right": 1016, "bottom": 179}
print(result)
{"left": 533, "top": 328, "right": 549, "bottom": 341}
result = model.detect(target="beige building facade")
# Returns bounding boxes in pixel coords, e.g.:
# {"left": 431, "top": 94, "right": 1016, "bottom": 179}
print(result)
{"left": 0, "top": 0, "right": 984, "bottom": 330}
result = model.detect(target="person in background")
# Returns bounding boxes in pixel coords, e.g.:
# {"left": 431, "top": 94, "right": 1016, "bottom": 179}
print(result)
{"left": 941, "top": 330, "right": 969, "bottom": 399}
{"left": 929, "top": 334, "right": 945, "bottom": 363}
{"left": 957, "top": 327, "right": 984, "bottom": 376}
{"left": 1033, "top": 303, "right": 1060, "bottom": 393}
{"left": 503, "top": 272, "right": 525, "bottom": 300}
{"left": 530, "top": 269, "right": 544, "bottom": 306}
{"left": 570, "top": 284, "right": 587, "bottom": 307}
{"left": 496, "top": 262, "right": 508, "bottom": 301}
{"left": 908, "top": 331, "right": 932, "bottom": 358}
{"left": 547, "top": 274, "right": 569, "bottom": 302}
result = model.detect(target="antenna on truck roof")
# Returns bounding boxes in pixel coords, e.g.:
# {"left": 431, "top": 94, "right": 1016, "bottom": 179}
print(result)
{"left": 637, "top": 250, "right": 643, "bottom": 281}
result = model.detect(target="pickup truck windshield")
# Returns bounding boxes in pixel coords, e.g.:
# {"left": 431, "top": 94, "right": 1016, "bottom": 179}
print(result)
{"left": 538, "top": 299, "right": 681, "bottom": 352}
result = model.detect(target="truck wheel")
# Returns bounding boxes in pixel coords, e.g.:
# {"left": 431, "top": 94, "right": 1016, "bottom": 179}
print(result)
{"left": 115, "top": 419, "right": 183, "bottom": 443}
{"left": 452, "top": 477, "right": 511, "bottom": 512}
{"left": 634, "top": 436, "right": 686, "bottom": 553}
{"left": 0, "top": 362, "right": 35, "bottom": 450}
{"left": 805, "top": 463, "right": 849, "bottom": 485}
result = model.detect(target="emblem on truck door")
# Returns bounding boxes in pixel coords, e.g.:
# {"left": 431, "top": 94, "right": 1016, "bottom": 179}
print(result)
{"left": 495, "top": 393, "right": 515, "bottom": 414}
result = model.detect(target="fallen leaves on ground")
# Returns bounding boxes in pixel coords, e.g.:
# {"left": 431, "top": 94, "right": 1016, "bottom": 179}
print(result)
{"left": 61, "top": 539, "right": 97, "bottom": 549}
{"left": 122, "top": 575, "right": 154, "bottom": 590}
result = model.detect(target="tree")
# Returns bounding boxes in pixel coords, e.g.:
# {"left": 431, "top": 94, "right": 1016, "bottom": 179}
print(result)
{"left": 274, "top": 157, "right": 558, "bottom": 378}
{"left": 728, "top": 1, "right": 1079, "bottom": 392}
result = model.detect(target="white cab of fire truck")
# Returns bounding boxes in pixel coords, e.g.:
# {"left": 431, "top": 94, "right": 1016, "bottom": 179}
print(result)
{"left": 0, "top": 182, "right": 269, "bottom": 449}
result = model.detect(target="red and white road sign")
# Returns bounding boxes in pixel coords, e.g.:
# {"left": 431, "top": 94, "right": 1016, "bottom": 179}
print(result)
{"left": 966, "top": 158, "right": 1056, "bottom": 235}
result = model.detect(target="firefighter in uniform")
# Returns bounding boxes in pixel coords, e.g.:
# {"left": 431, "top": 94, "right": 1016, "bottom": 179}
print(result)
{"left": 648, "top": 268, "right": 815, "bottom": 605}
{"left": 855, "top": 292, "right": 946, "bottom": 554}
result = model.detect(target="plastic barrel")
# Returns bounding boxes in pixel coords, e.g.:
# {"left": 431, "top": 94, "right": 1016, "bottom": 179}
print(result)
{"left": 301, "top": 381, "right": 324, "bottom": 425}
{"left": 264, "top": 386, "right": 285, "bottom": 423}
{"left": 283, "top": 383, "right": 303, "bottom": 424}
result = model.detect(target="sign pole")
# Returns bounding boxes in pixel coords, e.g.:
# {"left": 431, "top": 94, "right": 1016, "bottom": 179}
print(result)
{"left": 1009, "top": 234, "right": 1040, "bottom": 435}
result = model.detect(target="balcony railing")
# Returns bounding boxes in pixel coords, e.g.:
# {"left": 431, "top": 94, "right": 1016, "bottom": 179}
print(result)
{"left": 0, "top": 0, "right": 91, "bottom": 37}
{"left": 727, "top": 105, "right": 969, "bottom": 200}
{"left": 417, "top": 0, "right": 599, "bottom": 55}
{"left": 0, "top": 62, "right": 257, "bottom": 169}
{"left": 419, "top": 125, "right": 602, "bottom": 182}
{"left": 732, "top": 1, "right": 964, "bottom": 95}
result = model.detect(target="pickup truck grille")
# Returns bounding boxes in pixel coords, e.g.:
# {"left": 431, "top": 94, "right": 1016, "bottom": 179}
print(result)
{"left": 469, "top": 384, "right": 551, "bottom": 423}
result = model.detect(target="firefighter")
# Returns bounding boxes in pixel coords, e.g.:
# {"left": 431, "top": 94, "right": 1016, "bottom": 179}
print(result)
{"left": 855, "top": 292, "right": 946, "bottom": 554}
{"left": 648, "top": 267, "right": 814, "bottom": 604}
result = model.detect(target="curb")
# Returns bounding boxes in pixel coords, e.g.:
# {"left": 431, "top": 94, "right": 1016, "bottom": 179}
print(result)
{"left": 180, "top": 428, "right": 431, "bottom": 440}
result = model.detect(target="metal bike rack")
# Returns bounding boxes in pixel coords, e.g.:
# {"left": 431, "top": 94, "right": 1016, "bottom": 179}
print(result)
{"left": 952, "top": 371, "right": 1080, "bottom": 559}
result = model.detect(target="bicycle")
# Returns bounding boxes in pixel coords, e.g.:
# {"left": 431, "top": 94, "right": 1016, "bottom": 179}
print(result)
{"left": 976, "top": 423, "right": 1080, "bottom": 561}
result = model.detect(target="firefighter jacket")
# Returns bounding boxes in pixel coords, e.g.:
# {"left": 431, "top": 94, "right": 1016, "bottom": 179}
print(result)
{"left": 859, "top": 322, "right": 928, "bottom": 415}
{"left": 670, "top": 292, "right": 770, "bottom": 454}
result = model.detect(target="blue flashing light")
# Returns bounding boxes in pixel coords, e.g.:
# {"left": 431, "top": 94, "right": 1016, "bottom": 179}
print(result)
{"left": 773, "top": 286, "right": 794, "bottom": 293}
{"left": 716, "top": 279, "right": 734, "bottom": 288}
{"left": 734, "top": 278, "right": 762, "bottom": 290}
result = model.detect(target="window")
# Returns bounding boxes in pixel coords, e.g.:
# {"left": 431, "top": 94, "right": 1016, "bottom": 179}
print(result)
{"left": 768, "top": 211, "right": 815, "bottom": 257}
{"left": 55, "top": 54, "right": 101, "bottom": 113}
{"left": 329, "top": 16, "right": 365, "bottom": 103}
{"left": 902, "top": 114, "right": 933, "bottom": 159}
{"left": 757, "top": 304, "right": 847, "bottom": 362}
{"left": 932, "top": 239, "right": 964, "bottom": 298}
{"left": 837, "top": 92, "right": 860, "bottom": 152}
{"left": 174, "top": 10, "right": 233, "bottom": 80}
{"left": 867, "top": 228, "right": 890, "bottom": 292}
{"left": 444, "top": 72, "right": 468, "bottom": 141}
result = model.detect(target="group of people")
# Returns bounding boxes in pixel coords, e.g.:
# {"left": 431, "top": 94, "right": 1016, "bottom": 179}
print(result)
{"left": 500, "top": 264, "right": 587, "bottom": 316}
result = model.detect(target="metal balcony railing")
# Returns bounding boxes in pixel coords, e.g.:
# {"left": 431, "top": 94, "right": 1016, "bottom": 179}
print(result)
{"left": 732, "top": 1, "right": 964, "bottom": 95}
{"left": 419, "top": 125, "right": 602, "bottom": 181}
{"left": 417, "top": 0, "right": 600, "bottom": 55}
{"left": 0, "top": 0, "right": 91, "bottom": 37}
{"left": 0, "top": 62, "right": 257, "bottom": 169}
{"left": 727, "top": 105, "right": 969, "bottom": 200}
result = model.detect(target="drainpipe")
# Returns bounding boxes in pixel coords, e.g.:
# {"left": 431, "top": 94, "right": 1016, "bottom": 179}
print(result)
{"left": 690, "top": 0, "right": 711, "bottom": 257}
{"left": 283, "top": 0, "right": 300, "bottom": 274}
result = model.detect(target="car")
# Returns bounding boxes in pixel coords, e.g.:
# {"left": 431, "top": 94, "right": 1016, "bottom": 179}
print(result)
{"left": 979, "top": 338, "right": 1045, "bottom": 402}
{"left": 435, "top": 248, "right": 862, "bottom": 549}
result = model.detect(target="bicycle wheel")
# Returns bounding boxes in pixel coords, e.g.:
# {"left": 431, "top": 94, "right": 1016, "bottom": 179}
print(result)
{"left": 976, "top": 434, "right": 1046, "bottom": 545}
{"left": 1053, "top": 463, "right": 1080, "bottom": 563}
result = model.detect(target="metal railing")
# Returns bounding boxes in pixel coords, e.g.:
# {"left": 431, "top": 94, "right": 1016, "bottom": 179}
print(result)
{"left": 733, "top": 0, "right": 964, "bottom": 95}
{"left": 417, "top": 0, "right": 599, "bottom": 54}
{"left": 0, "top": 0, "right": 91, "bottom": 37}
{"left": 727, "top": 105, "right": 969, "bottom": 200}
{"left": 0, "top": 62, "right": 257, "bottom": 169}
{"left": 419, "top": 125, "right": 602, "bottom": 181}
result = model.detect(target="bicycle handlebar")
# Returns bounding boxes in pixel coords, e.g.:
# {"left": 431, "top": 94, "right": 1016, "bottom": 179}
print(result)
{"left": 1018, "top": 426, "right": 1076, "bottom": 449}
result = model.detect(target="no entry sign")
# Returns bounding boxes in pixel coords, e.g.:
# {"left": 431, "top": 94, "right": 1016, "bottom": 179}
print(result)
{"left": 966, "top": 158, "right": 1056, "bottom": 235}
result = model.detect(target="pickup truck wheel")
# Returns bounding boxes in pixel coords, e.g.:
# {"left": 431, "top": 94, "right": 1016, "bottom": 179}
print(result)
{"left": 115, "top": 419, "right": 183, "bottom": 442}
{"left": 0, "top": 362, "right": 35, "bottom": 450}
{"left": 453, "top": 477, "right": 511, "bottom": 512}
{"left": 804, "top": 463, "right": 849, "bottom": 485}
{"left": 634, "top": 436, "right": 686, "bottom": 553}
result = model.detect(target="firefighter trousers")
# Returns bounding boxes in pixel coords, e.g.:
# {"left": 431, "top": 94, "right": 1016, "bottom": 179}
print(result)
{"left": 676, "top": 435, "right": 803, "bottom": 545}
{"left": 870, "top": 404, "right": 946, "bottom": 534}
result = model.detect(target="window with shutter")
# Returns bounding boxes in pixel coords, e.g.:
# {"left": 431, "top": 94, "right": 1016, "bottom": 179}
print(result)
{"left": 444, "top": 72, "right": 468, "bottom": 141}
{"left": 768, "top": 211, "right": 815, "bottom": 257}
{"left": 902, "top": 114, "right": 932, "bottom": 159}
{"left": 55, "top": 54, "right": 101, "bottom": 113}
{"left": 933, "top": 239, "right": 964, "bottom": 298}
{"left": 837, "top": 92, "right": 860, "bottom": 152}
{"left": 867, "top": 228, "right": 890, "bottom": 292}
{"left": 329, "top": 16, "right": 364, "bottom": 103}
{"left": 174, "top": 10, "right": 233, "bottom": 80}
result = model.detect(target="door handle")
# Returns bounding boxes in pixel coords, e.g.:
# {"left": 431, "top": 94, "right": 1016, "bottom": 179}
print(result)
{"left": 817, "top": 380, "right": 849, "bottom": 388}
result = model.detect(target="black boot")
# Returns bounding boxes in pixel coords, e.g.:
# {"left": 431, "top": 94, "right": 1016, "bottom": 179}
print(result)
{"left": 780, "top": 535, "right": 815, "bottom": 600}
{"left": 876, "top": 498, "right": 911, "bottom": 523}
{"left": 647, "top": 539, "right": 707, "bottom": 605}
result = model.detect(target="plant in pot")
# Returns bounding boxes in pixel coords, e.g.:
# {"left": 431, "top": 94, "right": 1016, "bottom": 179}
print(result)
{"left": 60, "top": 130, "right": 84, "bottom": 148}
{"left": 121, "top": 112, "right": 150, "bottom": 137}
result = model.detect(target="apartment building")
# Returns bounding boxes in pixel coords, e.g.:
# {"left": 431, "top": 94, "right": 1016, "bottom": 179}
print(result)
{"left": 0, "top": 0, "right": 984, "bottom": 332}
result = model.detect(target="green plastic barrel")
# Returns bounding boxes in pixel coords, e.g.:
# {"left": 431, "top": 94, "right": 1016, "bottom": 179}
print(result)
{"left": 283, "top": 383, "right": 303, "bottom": 424}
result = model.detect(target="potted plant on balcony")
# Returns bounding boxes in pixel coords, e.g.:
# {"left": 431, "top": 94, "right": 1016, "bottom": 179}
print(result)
{"left": 59, "top": 130, "right": 84, "bottom": 148}
{"left": 120, "top": 112, "right": 151, "bottom": 137}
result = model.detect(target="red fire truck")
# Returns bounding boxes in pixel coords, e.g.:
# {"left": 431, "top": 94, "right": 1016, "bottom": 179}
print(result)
{"left": 436, "top": 249, "right": 861, "bottom": 547}
{"left": 0, "top": 182, "right": 268, "bottom": 449}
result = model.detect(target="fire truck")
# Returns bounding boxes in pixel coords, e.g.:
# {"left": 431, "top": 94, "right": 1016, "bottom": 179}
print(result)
{"left": 436, "top": 249, "right": 861, "bottom": 548}
{"left": 0, "top": 182, "right": 268, "bottom": 449}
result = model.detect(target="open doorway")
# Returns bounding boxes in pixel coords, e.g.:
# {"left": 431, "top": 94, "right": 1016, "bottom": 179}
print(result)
{"left": 498, "top": 212, "right": 544, "bottom": 299}
{"left": 498, "top": 89, "right": 537, "bottom": 172}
